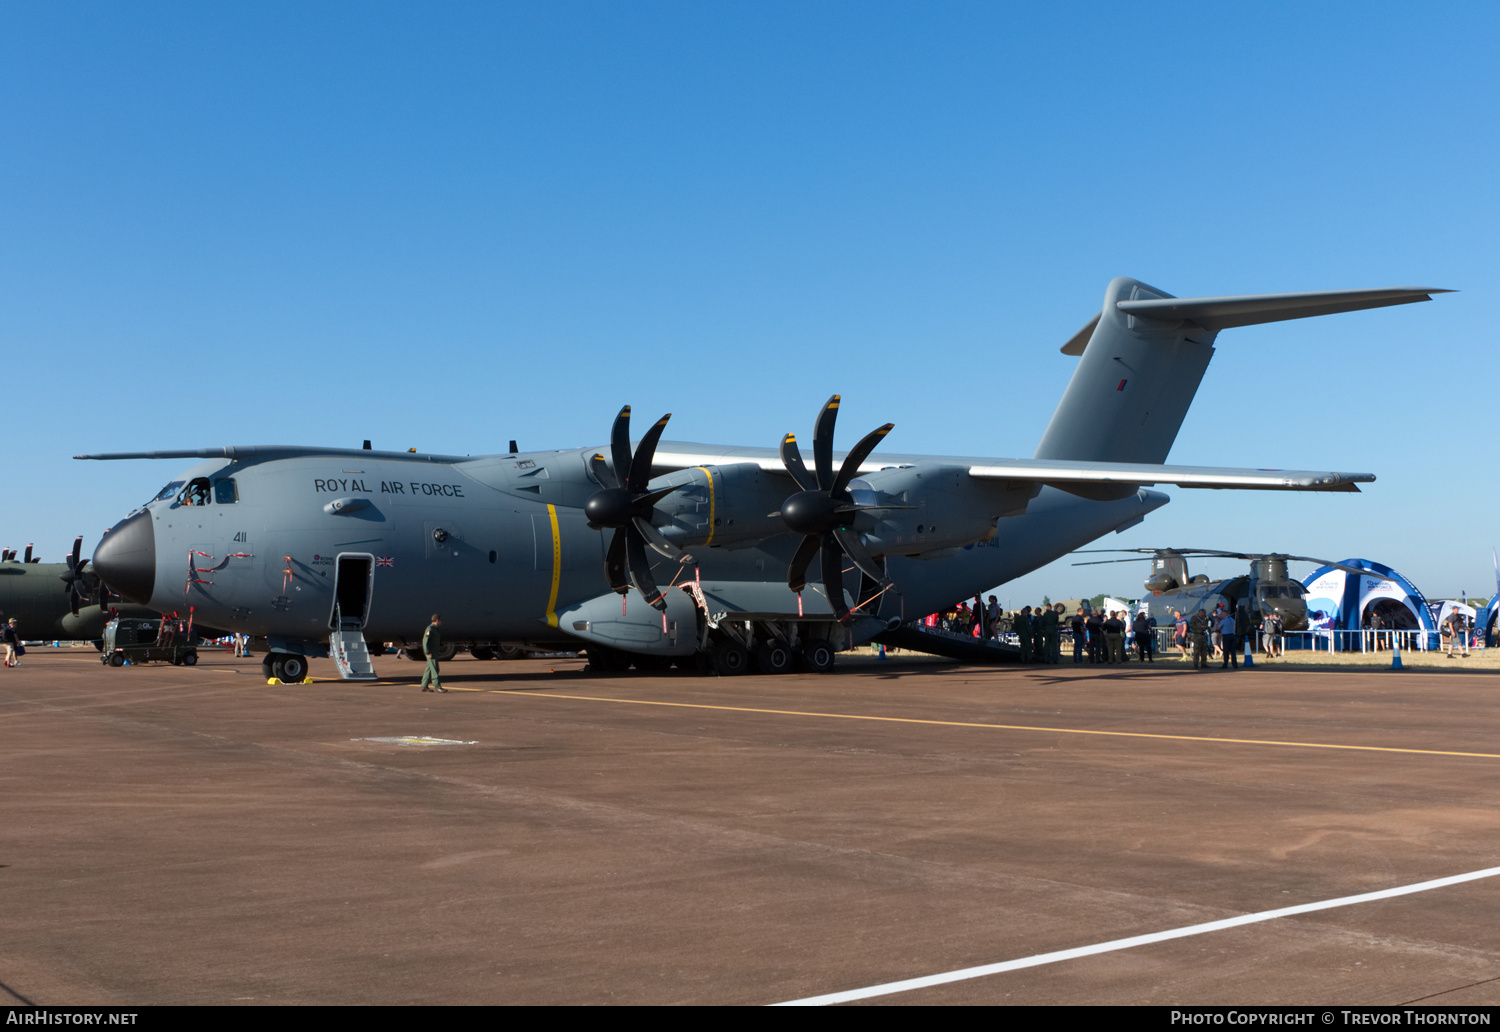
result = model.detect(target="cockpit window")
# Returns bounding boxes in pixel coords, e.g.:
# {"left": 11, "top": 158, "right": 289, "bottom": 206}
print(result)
{"left": 177, "top": 477, "right": 212, "bottom": 507}
{"left": 154, "top": 480, "right": 185, "bottom": 503}
{"left": 213, "top": 478, "right": 238, "bottom": 504}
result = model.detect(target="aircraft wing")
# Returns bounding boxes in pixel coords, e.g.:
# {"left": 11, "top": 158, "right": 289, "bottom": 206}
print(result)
{"left": 652, "top": 444, "right": 1372, "bottom": 492}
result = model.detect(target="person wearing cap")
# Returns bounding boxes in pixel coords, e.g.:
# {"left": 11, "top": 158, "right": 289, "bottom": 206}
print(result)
{"left": 419, "top": 614, "right": 447, "bottom": 693}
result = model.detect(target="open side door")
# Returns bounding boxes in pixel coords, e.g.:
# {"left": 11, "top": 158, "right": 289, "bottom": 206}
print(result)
{"left": 328, "top": 553, "right": 377, "bottom": 680}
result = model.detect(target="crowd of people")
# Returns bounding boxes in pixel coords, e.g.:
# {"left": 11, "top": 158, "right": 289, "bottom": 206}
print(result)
{"left": 923, "top": 597, "right": 1309, "bottom": 669}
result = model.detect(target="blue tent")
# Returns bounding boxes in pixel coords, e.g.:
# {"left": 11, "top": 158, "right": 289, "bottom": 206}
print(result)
{"left": 1301, "top": 558, "right": 1438, "bottom": 649}
{"left": 1478, "top": 597, "right": 1498, "bottom": 648}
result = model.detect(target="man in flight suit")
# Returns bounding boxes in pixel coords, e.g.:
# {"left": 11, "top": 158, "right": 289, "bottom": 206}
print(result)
{"left": 1190, "top": 610, "right": 1211, "bottom": 670}
{"left": 1040, "top": 603, "right": 1060, "bottom": 664}
{"left": 1013, "top": 607, "right": 1033, "bottom": 663}
{"left": 420, "top": 613, "right": 447, "bottom": 693}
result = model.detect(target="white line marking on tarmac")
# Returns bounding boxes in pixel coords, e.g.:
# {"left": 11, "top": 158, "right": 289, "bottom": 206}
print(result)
{"left": 772, "top": 864, "right": 1500, "bottom": 1006}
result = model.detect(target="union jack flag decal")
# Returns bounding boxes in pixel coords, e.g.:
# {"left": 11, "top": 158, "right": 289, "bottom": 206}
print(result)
{"left": 376, "top": 556, "right": 395, "bottom": 567}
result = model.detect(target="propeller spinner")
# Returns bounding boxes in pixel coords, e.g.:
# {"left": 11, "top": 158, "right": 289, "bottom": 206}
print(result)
{"left": 583, "top": 406, "right": 692, "bottom": 612}
{"left": 774, "top": 395, "right": 894, "bottom": 623}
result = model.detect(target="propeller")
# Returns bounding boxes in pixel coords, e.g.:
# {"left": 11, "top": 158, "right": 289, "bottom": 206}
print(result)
{"left": 1, "top": 549, "right": 12, "bottom": 562}
{"left": 583, "top": 405, "right": 692, "bottom": 611}
{"left": 24, "top": 544, "right": 33, "bottom": 563}
{"left": 58, "top": 536, "right": 102, "bottom": 616}
{"left": 773, "top": 395, "right": 895, "bottom": 622}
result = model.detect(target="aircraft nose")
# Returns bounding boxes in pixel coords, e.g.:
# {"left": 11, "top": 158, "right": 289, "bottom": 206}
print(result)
{"left": 93, "top": 510, "right": 156, "bottom": 604}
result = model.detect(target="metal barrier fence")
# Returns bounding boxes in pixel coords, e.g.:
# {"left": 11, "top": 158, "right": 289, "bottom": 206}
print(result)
{"left": 917, "top": 625, "right": 1485, "bottom": 656}
{"left": 1276, "top": 629, "right": 1483, "bottom": 653}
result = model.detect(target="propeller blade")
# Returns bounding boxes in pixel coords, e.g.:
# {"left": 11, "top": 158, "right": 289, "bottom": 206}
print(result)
{"left": 779, "top": 434, "right": 815, "bottom": 493}
{"left": 830, "top": 423, "right": 894, "bottom": 497}
{"left": 589, "top": 452, "right": 618, "bottom": 491}
{"left": 71, "top": 537, "right": 82, "bottom": 568}
{"left": 609, "top": 406, "right": 633, "bottom": 488}
{"left": 1071, "top": 557, "right": 1156, "bottom": 567}
{"left": 819, "top": 537, "right": 849, "bottom": 621}
{"left": 787, "top": 534, "right": 821, "bottom": 594}
{"left": 832, "top": 528, "right": 888, "bottom": 586}
{"left": 605, "top": 528, "right": 629, "bottom": 595}
{"left": 812, "top": 395, "right": 839, "bottom": 491}
{"left": 24, "top": 544, "right": 34, "bottom": 563}
{"left": 633, "top": 516, "right": 691, "bottom": 562}
{"left": 627, "top": 413, "right": 671, "bottom": 493}
{"left": 625, "top": 530, "right": 666, "bottom": 610}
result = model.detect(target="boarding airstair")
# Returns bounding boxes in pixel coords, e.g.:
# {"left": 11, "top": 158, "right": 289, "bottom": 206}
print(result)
{"left": 329, "top": 601, "right": 378, "bottom": 680}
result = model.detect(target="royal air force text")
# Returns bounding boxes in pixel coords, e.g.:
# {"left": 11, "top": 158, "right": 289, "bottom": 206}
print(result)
{"left": 312, "top": 479, "right": 464, "bottom": 498}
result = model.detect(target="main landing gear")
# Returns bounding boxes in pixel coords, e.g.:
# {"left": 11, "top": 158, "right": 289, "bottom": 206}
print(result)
{"left": 585, "top": 635, "right": 836, "bottom": 677}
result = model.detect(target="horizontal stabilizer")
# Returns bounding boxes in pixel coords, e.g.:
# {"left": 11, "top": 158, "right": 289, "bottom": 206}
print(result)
{"left": 1061, "top": 286, "right": 1450, "bottom": 354}
{"left": 1121, "top": 286, "right": 1450, "bottom": 333}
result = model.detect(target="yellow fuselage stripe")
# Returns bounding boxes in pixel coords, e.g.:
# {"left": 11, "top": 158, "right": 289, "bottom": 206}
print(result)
{"left": 545, "top": 504, "right": 561, "bottom": 628}
{"left": 489, "top": 690, "right": 1500, "bottom": 761}
{"left": 694, "top": 466, "right": 716, "bottom": 546}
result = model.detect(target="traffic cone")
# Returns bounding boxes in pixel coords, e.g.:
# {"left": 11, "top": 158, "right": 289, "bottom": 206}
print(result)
{"left": 1391, "top": 640, "right": 1404, "bottom": 670}
{"left": 1243, "top": 637, "right": 1254, "bottom": 668}
{"left": 877, "top": 643, "right": 887, "bottom": 660}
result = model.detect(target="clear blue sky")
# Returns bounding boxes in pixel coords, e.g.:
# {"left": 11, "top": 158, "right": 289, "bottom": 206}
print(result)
{"left": 2, "top": 2, "right": 1494, "bottom": 601}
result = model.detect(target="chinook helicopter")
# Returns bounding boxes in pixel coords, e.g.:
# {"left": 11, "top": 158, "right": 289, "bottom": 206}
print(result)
{"left": 1072, "top": 548, "right": 1381, "bottom": 631}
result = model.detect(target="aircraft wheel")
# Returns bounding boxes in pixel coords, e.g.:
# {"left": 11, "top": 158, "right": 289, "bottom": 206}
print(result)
{"left": 93, "top": 640, "right": 104, "bottom": 652}
{"left": 183, "top": 652, "right": 198, "bottom": 666}
{"left": 498, "top": 646, "right": 524, "bottom": 660}
{"left": 754, "top": 641, "right": 794, "bottom": 675}
{"left": 402, "top": 648, "right": 426, "bottom": 662}
{"left": 711, "top": 641, "right": 749, "bottom": 676}
{"left": 274, "top": 654, "right": 308, "bottom": 682}
{"left": 799, "top": 641, "right": 836, "bottom": 674}
{"left": 435, "top": 643, "right": 458, "bottom": 662}
{"left": 631, "top": 653, "right": 674, "bottom": 673}
{"left": 468, "top": 646, "right": 494, "bottom": 661}
{"left": 108, "top": 652, "right": 125, "bottom": 667}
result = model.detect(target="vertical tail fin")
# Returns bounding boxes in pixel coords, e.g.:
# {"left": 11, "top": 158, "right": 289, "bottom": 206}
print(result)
{"left": 1035, "top": 277, "right": 1215, "bottom": 464}
{"left": 1034, "top": 278, "right": 1447, "bottom": 463}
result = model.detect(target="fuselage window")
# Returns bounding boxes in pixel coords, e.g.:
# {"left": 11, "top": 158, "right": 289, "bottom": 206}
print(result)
{"left": 213, "top": 478, "right": 239, "bottom": 504}
{"left": 177, "top": 477, "right": 212, "bottom": 507}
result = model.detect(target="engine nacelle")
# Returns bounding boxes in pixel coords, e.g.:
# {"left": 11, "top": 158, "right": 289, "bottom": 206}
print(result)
{"left": 644, "top": 462, "right": 1029, "bottom": 562}
{"left": 648, "top": 463, "right": 789, "bottom": 550}
{"left": 844, "top": 465, "right": 1012, "bottom": 558}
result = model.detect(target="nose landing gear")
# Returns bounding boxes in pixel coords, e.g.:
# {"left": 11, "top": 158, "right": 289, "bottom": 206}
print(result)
{"left": 263, "top": 652, "right": 309, "bottom": 683}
